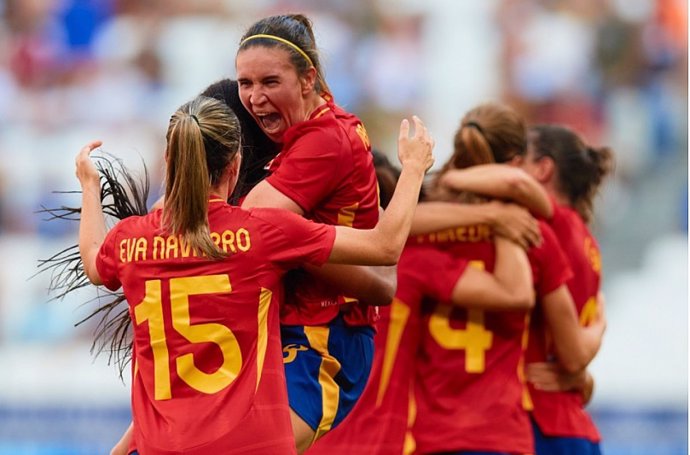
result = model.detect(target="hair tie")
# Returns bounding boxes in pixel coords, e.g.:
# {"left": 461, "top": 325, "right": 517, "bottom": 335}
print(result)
{"left": 240, "top": 34, "right": 314, "bottom": 68}
{"left": 190, "top": 114, "right": 200, "bottom": 125}
{"left": 465, "top": 121, "right": 484, "bottom": 134}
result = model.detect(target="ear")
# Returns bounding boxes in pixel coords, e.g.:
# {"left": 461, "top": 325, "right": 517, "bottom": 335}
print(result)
{"left": 300, "top": 67, "right": 317, "bottom": 95}
{"left": 509, "top": 155, "right": 523, "bottom": 167}
{"left": 224, "top": 151, "right": 242, "bottom": 193}
{"left": 231, "top": 151, "right": 242, "bottom": 174}
{"left": 535, "top": 156, "right": 556, "bottom": 184}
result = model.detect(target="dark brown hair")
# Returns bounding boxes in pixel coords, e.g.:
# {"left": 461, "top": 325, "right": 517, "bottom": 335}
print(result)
{"left": 200, "top": 78, "right": 279, "bottom": 203}
{"left": 527, "top": 125, "right": 614, "bottom": 223}
{"left": 238, "top": 14, "right": 330, "bottom": 95}
{"left": 372, "top": 150, "right": 401, "bottom": 210}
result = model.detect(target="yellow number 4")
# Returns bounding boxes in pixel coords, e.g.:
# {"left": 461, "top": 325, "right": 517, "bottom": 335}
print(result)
{"left": 428, "top": 260, "right": 493, "bottom": 373}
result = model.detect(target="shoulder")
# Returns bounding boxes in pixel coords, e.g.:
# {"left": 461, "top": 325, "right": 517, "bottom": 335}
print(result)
{"left": 531, "top": 220, "right": 570, "bottom": 268}
{"left": 245, "top": 207, "right": 309, "bottom": 232}
{"left": 285, "top": 109, "right": 341, "bottom": 146}
{"left": 109, "top": 212, "right": 156, "bottom": 237}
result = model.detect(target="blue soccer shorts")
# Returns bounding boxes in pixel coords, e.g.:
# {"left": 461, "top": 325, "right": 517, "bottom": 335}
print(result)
{"left": 281, "top": 314, "right": 375, "bottom": 443}
{"left": 532, "top": 418, "right": 602, "bottom": 455}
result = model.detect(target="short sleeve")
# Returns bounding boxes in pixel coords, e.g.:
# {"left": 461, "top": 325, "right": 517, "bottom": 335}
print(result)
{"left": 250, "top": 208, "right": 336, "bottom": 268}
{"left": 399, "top": 246, "right": 469, "bottom": 304}
{"left": 95, "top": 225, "right": 122, "bottom": 291}
{"left": 266, "top": 128, "right": 349, "bottom": 213}
{"left": 529, "top": 222, "right": 573, "bottom": 298}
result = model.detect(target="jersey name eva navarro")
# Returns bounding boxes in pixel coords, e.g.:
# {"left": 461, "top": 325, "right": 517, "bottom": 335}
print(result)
{"left": 118, "top": 228, "right": 251, "bottom": 263}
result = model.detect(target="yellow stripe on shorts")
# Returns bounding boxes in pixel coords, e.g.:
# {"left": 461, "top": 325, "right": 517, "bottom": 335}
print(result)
{"left": 303, "top": 326, "right": 342, "bottom": 442}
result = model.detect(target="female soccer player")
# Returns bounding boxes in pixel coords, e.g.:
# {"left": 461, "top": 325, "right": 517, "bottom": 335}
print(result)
{"left": 432, "top": 124, "right": 613, "bottom": 455}
{"left": 306, "top": 151, "right": 536, "bottom": 455}
{"left": 408, "top": 103, "right": 605, "bottom": 455}
{"left": 77, "top": 95, "right": 433, "bottom": 455}
{"left": 235, "top": 14, "right": 397, "bottom": 451}
{"left": 520, "top": 125, "right": 613, "bottom": 455}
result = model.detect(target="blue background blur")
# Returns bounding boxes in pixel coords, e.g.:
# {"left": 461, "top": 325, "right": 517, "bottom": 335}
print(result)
{"left": 0, "top": 0, "right": 686, "bottom": 454}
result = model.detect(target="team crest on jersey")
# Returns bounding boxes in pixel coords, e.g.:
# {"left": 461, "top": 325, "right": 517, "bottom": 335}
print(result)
{"left": 356, "top": 123, "right": 371, "bottom": 149}
{"left": 584, "top": 237, "right": 601, "bottom": 273}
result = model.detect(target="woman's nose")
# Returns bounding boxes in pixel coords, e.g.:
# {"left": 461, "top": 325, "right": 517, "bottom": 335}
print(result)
{"left": 249, "top": 86, "right": 266, "bottom": 106}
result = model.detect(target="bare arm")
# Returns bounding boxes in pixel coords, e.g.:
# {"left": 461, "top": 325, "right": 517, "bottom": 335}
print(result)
{"left": 110, "top": 421, "right": 133, "bottom": 455}
{"left": 541, "top": 286, "right": 606, "bottom": 373}
{"left": 328, "top": 117, "right": 434, "bottom": 265}
{"left": 439, "top": 164, "right": 553, "bottom": 218}
{"left": 303, "top": 263, "right": 396, "bottom": 306}
{"left": 450, "top": 236, "right": 534, "bottom": 310}
{"left": 76, "top": 140, "right": 106, "bottom": 286}
{"left": 411, "top": 200, "right": 542, "bottom": 249}
{"left": 241, "top": 152, "right": 396, "bottom": 307}
{"left": 302, "top": 205, "right": 396, "bottom": 306}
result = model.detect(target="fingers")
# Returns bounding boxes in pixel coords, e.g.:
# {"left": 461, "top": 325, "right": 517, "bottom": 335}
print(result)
{"left": 76, "top": 140, "right": 103, "bottom": 163}
{"left": 399, "top": 119, "right": 410, "bottom": 141}
{"left": 412, "top": 115, "right": 426, "bottom": 139}
{"left": 75, "top": 140, "right": 103, "bottom": 185}
{"left": 397, "top": 115, "right": 435, "bottom": 174}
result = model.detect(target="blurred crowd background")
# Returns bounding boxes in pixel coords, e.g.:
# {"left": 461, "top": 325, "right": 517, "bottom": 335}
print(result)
{"left": 0, "top": 0, "right": 686, "bottom": 454}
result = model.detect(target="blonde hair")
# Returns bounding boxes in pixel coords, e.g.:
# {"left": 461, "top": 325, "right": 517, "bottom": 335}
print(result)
{"left": 163, "top": 96, "right": 241, "bottom": 259}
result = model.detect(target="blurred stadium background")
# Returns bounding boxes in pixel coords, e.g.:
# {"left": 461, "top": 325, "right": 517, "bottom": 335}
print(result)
{"left": 0, "top": 0, "right": 686, "bottom": 454}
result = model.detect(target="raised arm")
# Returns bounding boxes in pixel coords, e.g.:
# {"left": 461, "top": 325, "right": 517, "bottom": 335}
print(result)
{"left": 439, "top": 164, "right": 553, "bottom": 218}
{"left": 328, "top": 116, "right": 434, "bottom": 265}
{"left": 75, "top": 140, "right": 106, "bottom": 286}
{"left": 540, "top": 286, "right": 606, "bottom": 373}
{"left": 411, "top": 200, "right": 542, "bottom": 249}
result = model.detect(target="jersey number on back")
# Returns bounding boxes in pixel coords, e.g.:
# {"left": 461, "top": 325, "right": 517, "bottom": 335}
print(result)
{"left": 428, "top": 260, "right": 493, "bottom": 373}
{"left": 134, "top": 274, "right": 271, "bottom": 400}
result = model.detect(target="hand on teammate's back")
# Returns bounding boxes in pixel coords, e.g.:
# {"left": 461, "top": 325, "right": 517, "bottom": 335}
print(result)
{"left": 488, "top": 201, "right": 542, "bottom": 249}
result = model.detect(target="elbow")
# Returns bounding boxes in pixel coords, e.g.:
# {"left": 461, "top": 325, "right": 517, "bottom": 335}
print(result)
{"left": 438, "top": 172, "right": 453, "bottom": 189}
{"left": 559, "top": 352, "right": 590, "bottom": 375}
{"left": 83, "top": 262, "right": 103, "bottom": 286}
{"left": 560, "top": 359, "right": 587, "bottom": 376}
{"left": 516, "top": 291, "right": 536, "bottom": 310}
{"left": 381, "top": 249, "right": 400, "bottom": 266}
{"left": 507, "top": 174, "right": 532, "bottom": 201}
{"left": 375, "top": 231, "right": 405, "bottom": 266}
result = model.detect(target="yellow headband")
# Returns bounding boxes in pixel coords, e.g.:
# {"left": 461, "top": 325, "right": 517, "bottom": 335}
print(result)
{"left": 240, "top": 34, "right": 314, "bottom": 68}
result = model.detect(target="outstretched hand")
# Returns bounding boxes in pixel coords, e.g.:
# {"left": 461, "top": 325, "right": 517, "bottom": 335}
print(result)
{"left": 398, "top": 116, "right": 435, "bottom": 174}
{"left": 75, "top": 140, "right": 103, "bottom": 190}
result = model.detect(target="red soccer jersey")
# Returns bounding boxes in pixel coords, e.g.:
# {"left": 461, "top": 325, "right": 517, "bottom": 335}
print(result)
{"left": 527, "top": 199, "right": 602, "bottom": 441}
{"left": 412, "top": 221, "right": 571, "bottom": 454}
{"left": 96, "top": 200, "right": 336, "bottom": 455}
{"left": 306, "top": 245, "right": 468, "bottom": 455}
{"left": 266, "top": 99, "right": 380, "bottom": 327}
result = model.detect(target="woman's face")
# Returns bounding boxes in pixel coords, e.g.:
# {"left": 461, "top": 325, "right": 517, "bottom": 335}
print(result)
{"left": 236, "top": 46, "right": 310, "bottom": 143}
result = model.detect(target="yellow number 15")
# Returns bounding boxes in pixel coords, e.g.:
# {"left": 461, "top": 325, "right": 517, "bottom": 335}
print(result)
{"left": 134, "top": 274, "right": 271, "bottom": 401}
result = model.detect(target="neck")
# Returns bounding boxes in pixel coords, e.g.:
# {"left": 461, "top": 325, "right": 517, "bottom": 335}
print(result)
{"left": 546, "top": 181, "right": 570, "bottom": 207}
{"left": 304, "top": 93, "right": 327, "bottom": 120}
{"left": 211, "top": 182, "right": 230, "bottom": 201}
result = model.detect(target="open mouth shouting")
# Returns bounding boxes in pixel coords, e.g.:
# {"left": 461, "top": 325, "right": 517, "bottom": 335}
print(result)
{"left": 256, "top": 112, "right": 283, "bottom": 138}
